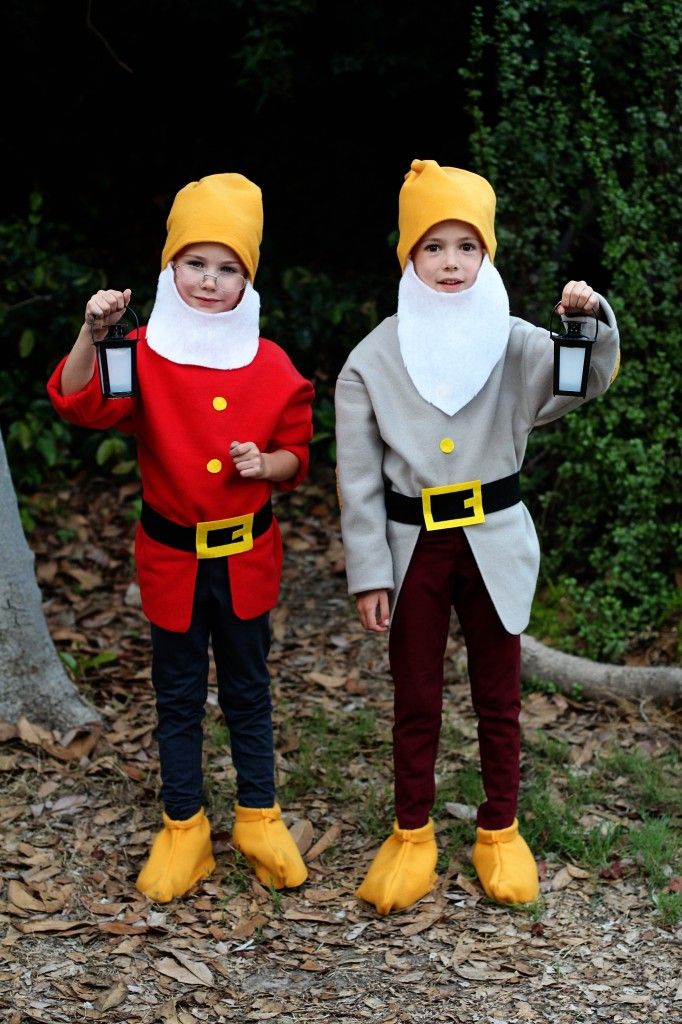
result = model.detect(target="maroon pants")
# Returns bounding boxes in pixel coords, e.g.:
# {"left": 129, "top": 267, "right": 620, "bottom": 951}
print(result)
{"left": 388, "top": 527, "right": 521, "bottom": 831}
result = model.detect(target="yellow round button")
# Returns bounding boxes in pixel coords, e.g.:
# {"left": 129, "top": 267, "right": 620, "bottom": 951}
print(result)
{"left": 206, "top": 459, "right": 223, "bottom": 474}
{"left": 212, "top": 396, "right": 228, "bottom": 411}
{"left": 439, "top": 437, "right": 455, "bottom": 453}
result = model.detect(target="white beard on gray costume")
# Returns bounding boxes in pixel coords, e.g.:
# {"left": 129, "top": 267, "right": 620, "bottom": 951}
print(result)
{"left": 145, "top": 264, "right": 260, "bottom": 369}
{"left": 397, "top": 255, "right": 510, "bottom": 416}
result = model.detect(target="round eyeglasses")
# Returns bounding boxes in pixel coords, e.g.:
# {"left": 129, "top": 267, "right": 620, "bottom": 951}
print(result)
{"left": 172, "top": 260, "right": 247, "bottom": 293}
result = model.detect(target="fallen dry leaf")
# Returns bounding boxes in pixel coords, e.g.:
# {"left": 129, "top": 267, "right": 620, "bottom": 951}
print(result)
{"left": 14, "top": 919, "right": 92, "bottom": 935}
{"left": 299, "top": 958, "right": 329, "bottom": 972}
{"left": 154, "top": 957, "right": 207, "bottom": 986}
{"left": 450, "top": 873, "right": 480, "bottom": 898}
{"left": 97, "top": 921, "right": 147, "bottom": 935}
{"left": 306, "top": 822, "right": 342, "bottom": 861}
{"left": 565, "top": 862, "right": 591, "bottom": 879}
{"left": 63, "top": 566, "right": 103, "bottom": 590}
{"left": 95, "top": 979, "right": 128, "bottom": 1011}
{"left": 305, "top": 671, "right": 347, "bottom": 689}
{"left": 8, "top": 879, "right": 65, "bottom": 914}
{"left": 444, "top": 801, "right": 477, "bottom": 821}
{"left": 550, "top": 866, "right": 575, "bottom": 891}
{"left": 87, "top": 901, "right": 128, "bottom": 916}
{"left": 455, "top": 963, "right": 519, "bottom": 982}
{"left": 155, "top": 946, "right": 214, "bottom": 987}
{"left": 289, "top": 817, "right": 314, "bottom": 854}
{"left": 400, "top": 909, "right": 443, "bottom": 936}
{"left": 16, "top": 718, "right": 53, "bottom": 747}
{"left": 231, "top": 914, "right": 269, "bottom": 938}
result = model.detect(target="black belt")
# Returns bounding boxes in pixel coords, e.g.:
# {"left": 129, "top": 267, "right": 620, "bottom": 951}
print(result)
{"left": 141, "top": 498, "right": 272, "bottom": 558}
{"left": 385, "top": 472, "right": 520, "bottom": 530}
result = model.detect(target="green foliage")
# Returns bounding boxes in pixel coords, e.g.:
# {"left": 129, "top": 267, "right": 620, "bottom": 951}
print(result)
{"left": 653, "top": 891, "right": 682, "bottom": 928}
{"left": 598, "top": 747, "right": 682, "bottom": 816}
{"left": 0, "top": 193, "right": 137, "bottom": 491}
{"left": 277, "top": 703, "right": 390, "bottom": 819}
{"left": 514, "top": 739, "right": 682, "bottom": 922}
{"left": 259, "top": 264, "right": 385, "bottom": 468}
{"left": 59, "top": 648, "right": 118, "bottom": 683}
{"left": 629, "top": 816, "right": 679, "bottom": 889}
{"left": 5, "top": 401, "right": 75, "bottom": 490}
{"left": 231, "top": 0, "right": 315, "bottom": 105}
{"left": 259, "top": 264, "right": 382, "bottom": 381}
{"left": 464, "top": 0, "right": 681, "bottom": 661}
{"left": 310, "top": 395, "right": 336, "bottom": 464}
{"left": 95, "top": 436, "right": 138, "bottom": 478}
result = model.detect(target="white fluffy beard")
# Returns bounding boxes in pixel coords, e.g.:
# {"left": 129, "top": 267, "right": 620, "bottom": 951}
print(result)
{"left": 397, "top": 255, "right": 510, "bottom": 416}
{"left": 146, "top": 264, "right": 261, "bottom": 369}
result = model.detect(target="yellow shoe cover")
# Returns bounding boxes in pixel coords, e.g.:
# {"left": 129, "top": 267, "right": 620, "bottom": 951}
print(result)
{"left": 356, "top": 819, "right": 438, "bottom": 915}
{"left": 136, "top": 807, "right": 215, "bottom": 903}
{"left": 232, "top": 803, "right": 308, "bottom": 889}
{"left": 472, "top": 818, "right": 539, "bottom": 904}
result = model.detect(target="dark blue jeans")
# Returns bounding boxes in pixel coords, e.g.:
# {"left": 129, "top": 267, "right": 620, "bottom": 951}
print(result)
{"left": 150, "top": 556, "right": 274, "bottom": 820}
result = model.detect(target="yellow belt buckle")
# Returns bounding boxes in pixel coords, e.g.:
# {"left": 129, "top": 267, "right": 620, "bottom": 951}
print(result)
{"left": 195, "top": 513, "right": 254, "bottom": 558}
{"left": 421, "top": 480, "right": 485, "bottom": 530}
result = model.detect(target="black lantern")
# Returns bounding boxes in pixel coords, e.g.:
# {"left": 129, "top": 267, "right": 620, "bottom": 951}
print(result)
{"left": 91, "top": 307, "right": 140, "bottom": 398}
{"left": 550, "top": 302, "right": 599, "bottom": 398}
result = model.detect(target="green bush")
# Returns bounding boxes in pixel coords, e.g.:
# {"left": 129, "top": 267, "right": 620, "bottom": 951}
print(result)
{"left": 464, "top": 0, "right": 681, "bottom": 660}
{"left": 0, "top": 193, "right": 139, "bottom": 493}
{"left": 259, "top": 263, "right": 387, "bottom": 465}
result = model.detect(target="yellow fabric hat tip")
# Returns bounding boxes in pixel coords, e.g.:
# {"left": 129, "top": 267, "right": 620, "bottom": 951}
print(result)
{"left": 397, "top": 158, "right": 497, "bottom": 271}
{"left": 161, "top": 172, "right": 263, "bottom": 281}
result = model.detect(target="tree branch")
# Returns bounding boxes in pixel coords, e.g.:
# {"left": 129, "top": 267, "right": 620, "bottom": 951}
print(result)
{"left": 86, "top": 0, "right": 133, "bottom": 74}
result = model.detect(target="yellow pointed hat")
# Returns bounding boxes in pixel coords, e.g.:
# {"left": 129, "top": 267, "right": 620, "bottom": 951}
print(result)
{"left": 397, "top": 158, "right": 497, "bottom": 271}
{"left": 161, "top": 172, "right": 263, "bottom": 281}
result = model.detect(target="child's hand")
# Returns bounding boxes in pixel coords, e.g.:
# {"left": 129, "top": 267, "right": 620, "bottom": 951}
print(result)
{"left": 230, "top": 441, "right": 267, "bottom": 479}
{"left": 356, "top": 590, "right": 390, "bottom": 632}
{"left": 556, "top": 280, "right": 600, "bottom": 317}
{"left": 85, "top": 288, "right": 132, "bottom": 340}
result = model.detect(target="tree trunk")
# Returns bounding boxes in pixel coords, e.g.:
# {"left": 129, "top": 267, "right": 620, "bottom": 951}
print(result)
{"left": 521, "top": 633, "right": 682, "bottom": 707}
{"left": 0, "top": 431, "right": 101, "bottom": 733}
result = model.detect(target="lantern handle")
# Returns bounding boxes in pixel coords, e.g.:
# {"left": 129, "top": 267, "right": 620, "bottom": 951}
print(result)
{"left": 89, "top": 303, "right": 140, "bottom": 345}
{"left": 123, "top": 304, "right": 140, "bottom": 341}
{"left": 549, "top": 301, "right": 599, "bottom": 343}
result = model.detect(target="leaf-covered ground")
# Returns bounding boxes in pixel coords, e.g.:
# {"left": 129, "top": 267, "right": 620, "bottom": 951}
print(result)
{"left": 1, "top": 465, "right": 681, "bottom": 1023}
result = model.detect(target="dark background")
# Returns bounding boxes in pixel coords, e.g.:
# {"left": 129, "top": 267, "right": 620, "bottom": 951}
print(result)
{"left": 3, "top": 1, "right": 680, "bottom": 664}
{"left": 5, "top": 1, "right": 479, "bottom": 288}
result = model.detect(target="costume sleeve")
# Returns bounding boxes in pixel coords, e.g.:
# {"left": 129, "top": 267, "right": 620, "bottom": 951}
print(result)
{"left": 335, "top": 374, "right": 395, "bottom": 596}
{"left": 268, "top": 374, "right": 315, "bottom": 492}
{"left": 46, "top": 355, "right": 137, "bottom": 433}
{"left": 523, "top": 294, "right": 620, "bottom": 428}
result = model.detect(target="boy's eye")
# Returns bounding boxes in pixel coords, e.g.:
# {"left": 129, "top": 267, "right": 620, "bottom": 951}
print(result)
{"left": 461, "top": 242, "right": 475, "bottom": 252}
{"left": 424, "top": 243, "right": 440, "bottom": 253}
{"left": 186, "top": 259, "right": 204, "bottom": 269}
{"left": 219, "top": 266, "right": 239, "bottom": 276}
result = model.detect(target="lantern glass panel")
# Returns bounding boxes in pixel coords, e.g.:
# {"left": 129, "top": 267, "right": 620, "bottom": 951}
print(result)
{"left": 104, "top": 346, "right": 134, "bottom": 394}
{"left": 557, "top": 344, "right": 588, "bottom": 393}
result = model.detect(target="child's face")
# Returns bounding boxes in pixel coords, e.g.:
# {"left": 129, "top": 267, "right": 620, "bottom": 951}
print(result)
{"left": 411, "top": 220, "right": 485, "bottom": 293}
{"left": 171, "top": 242, "right": 248, "bottom": 312}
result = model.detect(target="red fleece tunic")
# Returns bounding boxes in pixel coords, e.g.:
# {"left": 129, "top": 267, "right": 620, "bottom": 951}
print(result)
{"left": 47, "top": 329, "right": 314, "bottom": 631}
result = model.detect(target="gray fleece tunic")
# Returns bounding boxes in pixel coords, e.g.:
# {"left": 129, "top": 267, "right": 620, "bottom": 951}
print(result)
{"left": 334, "top": 299, "right": 620, "bottom": 635}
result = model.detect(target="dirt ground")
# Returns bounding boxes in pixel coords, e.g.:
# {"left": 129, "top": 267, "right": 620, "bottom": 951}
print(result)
{"left": 1, "top": 466, "right": 681, "bottom": 1023}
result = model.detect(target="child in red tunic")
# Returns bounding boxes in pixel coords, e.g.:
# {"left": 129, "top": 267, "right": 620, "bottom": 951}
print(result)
{"left": 48, "top": 173, "right": 315, "bottom": 902}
